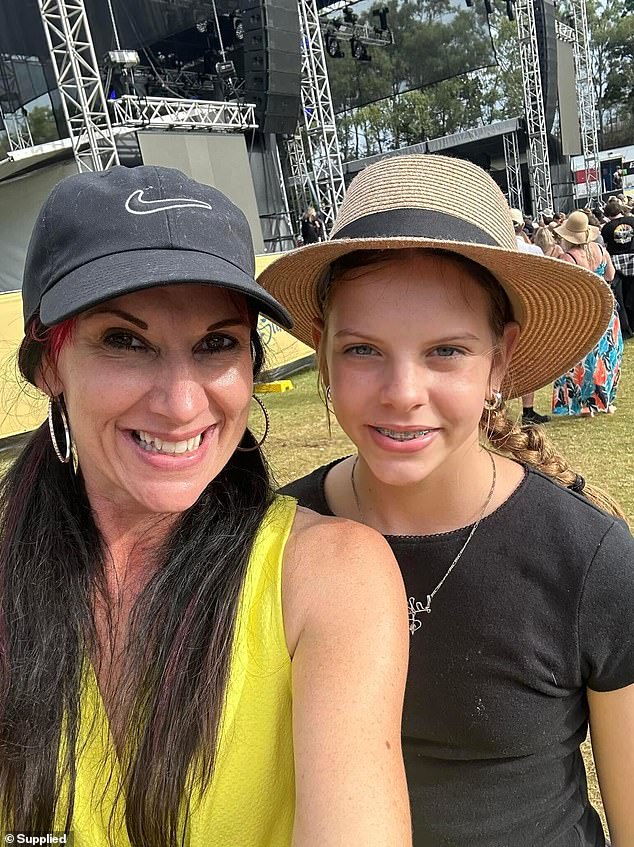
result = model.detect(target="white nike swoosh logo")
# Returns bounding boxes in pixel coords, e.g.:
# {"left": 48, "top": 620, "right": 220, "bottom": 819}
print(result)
{"left": 125, "top": 189, "right": 213, "bottom": 215}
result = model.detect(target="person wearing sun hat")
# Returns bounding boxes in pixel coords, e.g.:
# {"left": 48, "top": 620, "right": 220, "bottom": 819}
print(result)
{"left": 0, "top": 165, "right": 412, "bottom": 846}
{"left": 260, "top": 153, "right": 634, "bottom": 847}
{"left": 552, "top": 209, "right": 623, "bottom": 416}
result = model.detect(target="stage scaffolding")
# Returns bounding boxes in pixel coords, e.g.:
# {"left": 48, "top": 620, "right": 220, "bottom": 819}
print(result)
{"left": 293, "top": 0, "right": 346, "bottom": 229}
{"left": 37, "top": 0, "right": 119, "bottom": 171}
{"left": 503, "top": 131, "right": 523, "bottom": 212}
{"left": 515, "top": 0, "right": 553, "bottom": 216}
{"left": 5, "top": 0, "right": 603, "bottom": 223}
{"left": 569, "top": 0, "right": 601, "bottom": 205}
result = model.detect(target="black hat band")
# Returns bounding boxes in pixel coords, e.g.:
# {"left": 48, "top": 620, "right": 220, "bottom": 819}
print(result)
{"left": 334, "top": 208, "right": 498, "bottom": 247}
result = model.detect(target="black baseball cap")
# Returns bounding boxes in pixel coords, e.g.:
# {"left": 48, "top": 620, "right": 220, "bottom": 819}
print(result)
{"left": 22, "top": 165, "right": 293, "bottom": 330}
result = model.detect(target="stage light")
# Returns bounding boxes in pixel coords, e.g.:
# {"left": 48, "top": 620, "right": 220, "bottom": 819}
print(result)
{"left": 106, "top": 50, "right": 140, "bottom": 68}
{"left": 196, "top": 20, "right": 208, "bottom": 33}
{"left": 350, "top": 38, "right": 371, "bottom": 61}
{"left": 232, "top": 14, "right": 245, "bottom": 41}
{"left": 484, "top": 0, "right": 494, "bottom": 12}
{"left": 326, "top": 33, "right": 344, "bottom": 58}
{"left": 215, "top": 60, "right": 237, "bottom": 80}
{"left": 465, "top": 0, "right": 474, "bottom": 6}
{"left": 506, "top": 0, "right": 515, "bottom": 19}
{"left": 343, "top": 7, "right": 358, "bottom": 23}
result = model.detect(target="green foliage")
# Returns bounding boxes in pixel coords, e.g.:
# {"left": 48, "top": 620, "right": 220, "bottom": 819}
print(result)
{"left": 333, "top": 0, "right": 632, "bottom": 160}
{"left": 27, "top": 106, "right": 59, "bottom": 145}
{"left": 330, "top": 3, "right": 524, "bottom": 157}
{"left": 0, "top": 105, "right": 58, "bottom": 160}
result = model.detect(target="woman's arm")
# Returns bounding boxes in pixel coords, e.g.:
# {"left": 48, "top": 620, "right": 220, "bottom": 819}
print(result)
{"left": 604, "top": 250, "right": 616, "bottom": 283}
{"left": 283, "top": 508, "right": 411, "bottom": 847}
{"left": 588, "top": 683, "right": 634, "bottom": 846}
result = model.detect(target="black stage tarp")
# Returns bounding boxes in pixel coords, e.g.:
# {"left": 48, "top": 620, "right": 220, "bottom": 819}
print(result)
{"left": 0, "top": 0, "right": 219, "bottom": 61}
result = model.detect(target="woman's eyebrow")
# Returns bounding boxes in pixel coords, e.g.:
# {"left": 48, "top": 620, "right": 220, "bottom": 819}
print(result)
{"left": 85, "top": 308, "right": 148, "bottom": 329}
{"left": 206, "top": 318, "right": 250, "bottom": 331}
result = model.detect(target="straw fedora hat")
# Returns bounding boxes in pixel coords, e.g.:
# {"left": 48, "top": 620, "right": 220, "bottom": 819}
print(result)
{"left": 259, "top": 154, "right": 614, "bottom": 398}
{"left": 554, "top": 210, "right": 600, "bottom": 245}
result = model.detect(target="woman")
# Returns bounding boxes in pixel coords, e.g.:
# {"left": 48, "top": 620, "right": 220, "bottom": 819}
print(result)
{"left": 533, "top": 224, "right": 564, "bottom": 258}
{"left": 259, "top": 154, "right": 634, "bottom": 847}
{"left": 0, "top": 166, "right": 411, "bottom": 847}
{"left": 552, "top": 210, "right": 622, "bottom": 416}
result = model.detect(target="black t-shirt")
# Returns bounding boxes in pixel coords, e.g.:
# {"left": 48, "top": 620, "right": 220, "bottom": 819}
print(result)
{"left": 602, "top": 216, "right": 634, "bottom": 255}
{"left": 282, "top": 460, "right": 634, "bottom": 847}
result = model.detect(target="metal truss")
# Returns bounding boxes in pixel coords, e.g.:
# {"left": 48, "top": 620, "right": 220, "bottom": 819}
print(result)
{"left": 109, "top": 95, "right": 257, "bottom": 131}
{"left": 284, "top": 132, "right": 314, "bottom": 229}
{"left": 0, "top": 56, "right": 34, "bottom": 152}
{"left": 503, "top": 131, "right": 523, "bottom": 212}
{"left": 569, "top": 0, "right": 601, "bottom": 204}
{"left": 37, "top": 0, "right": 119, "bottom": 171}
{"left": 269, "top": 135, "right": 297, "bottom": 251}
{"left": 297, "top": 0, "right": 346, "bottom": 229}
{"left": 320, "top": 19, "right": 393, "bottom": 49}
{"left": 515, "top": 0, "right": 553, "bottom": 216}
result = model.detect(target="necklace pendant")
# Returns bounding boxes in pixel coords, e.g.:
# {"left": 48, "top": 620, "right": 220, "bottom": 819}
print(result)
{"left": 422, "top": 595, "right": 432, "bottom": 613}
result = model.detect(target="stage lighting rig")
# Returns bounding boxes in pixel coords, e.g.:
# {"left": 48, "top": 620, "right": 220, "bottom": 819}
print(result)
{"left": 350, "top": 37, "right": 371, "bottom": 61}
{"left": 325, "top": 31, "right": 345, "bottom": 58}
{"left": 320, "top": 16, "right": 394, "bottom": 51}
{"left": 106, "top": 50, "right": 140, "bottom": 69}
{"left": 216, "top": 60, "right": 237, "bottom": 80}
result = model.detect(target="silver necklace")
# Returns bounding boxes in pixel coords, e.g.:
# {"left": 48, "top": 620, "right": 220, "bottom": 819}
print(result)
{"left": 351, "top": 451, "right": 497, "bottom": 615}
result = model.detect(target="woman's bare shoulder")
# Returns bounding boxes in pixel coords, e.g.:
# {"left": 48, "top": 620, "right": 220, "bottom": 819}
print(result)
{"left": 286, "top": 505, "right": 395, "bottom": 568}
{"left": 282, "top": 506, "right": 406, "bottom": 656}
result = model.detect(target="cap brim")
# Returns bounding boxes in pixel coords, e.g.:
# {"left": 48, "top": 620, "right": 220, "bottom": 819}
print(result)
{"left": 40, "top": 248, "right": 293, "bottom": 329}
{"left": 257, "top": 237, "right": 614, "bottom": 400}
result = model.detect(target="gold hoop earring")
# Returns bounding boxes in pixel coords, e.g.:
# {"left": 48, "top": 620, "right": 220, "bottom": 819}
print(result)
{"left": 483, "top": 391, "right": 503, "bottom": 412}
{"left": 48, "top": 396, "right": 71, "bottom": 464}
{"left": 237, "top": 395, "right": 270, "bottom": 451}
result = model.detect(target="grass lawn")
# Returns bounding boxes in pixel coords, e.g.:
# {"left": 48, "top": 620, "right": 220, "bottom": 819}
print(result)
{"left": 259, "top": 340, "right": 634, "bottom": 833}
{"left": 2, "top": 343, "right": 631, "bottom": 833}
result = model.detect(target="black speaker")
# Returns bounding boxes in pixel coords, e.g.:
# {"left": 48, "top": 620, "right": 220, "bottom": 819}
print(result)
{"left": 533, "top": 0, "right": 558, "bottom": 135}
{"left": 238, "top": 0, "right": 302, "bottom": 135}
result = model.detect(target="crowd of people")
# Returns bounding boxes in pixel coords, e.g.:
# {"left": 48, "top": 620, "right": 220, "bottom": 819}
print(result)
{"left": 511, "top": 194, "right": 634, "bottom": 418}
{"left": 0, "top": 156, "right": 632, "bottom": 847}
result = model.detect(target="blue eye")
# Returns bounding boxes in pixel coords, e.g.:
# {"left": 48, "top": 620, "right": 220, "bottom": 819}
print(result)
{"left": 346, "top": 344, "right": 377, "bottom": 356}
{"left": 433, "top": 346, "right": 463, "bottom": 358}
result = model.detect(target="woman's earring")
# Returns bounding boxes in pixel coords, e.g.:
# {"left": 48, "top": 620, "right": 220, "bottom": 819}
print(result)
{"left": 483, "top": 390, "right": 503, "bottom": 412}
{"left": 237, "top": 395, "right": 270, "bottom": 451}
{"left": 48, "top": 396, "right": 72, "bottom": 464}
{"left": 326, "top": 385, "right": 332, "bottom": 404}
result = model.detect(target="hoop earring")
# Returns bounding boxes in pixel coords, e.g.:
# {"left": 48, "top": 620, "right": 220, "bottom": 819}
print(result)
{"left": 237, "top": 395, "right": 270, "bottom": 451}
{"left": 483, "top": 390, "right": 503, "bottom": 412}
{"left": 48, "top": 396, "right": 72, "bottom": 464}
{"left": 326, "top": 385, "right": 332, "bottom": 404}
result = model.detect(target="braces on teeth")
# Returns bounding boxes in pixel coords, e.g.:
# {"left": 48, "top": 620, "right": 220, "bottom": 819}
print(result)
{"left": 375, "top": 427, "right": 430, "bottom": 441}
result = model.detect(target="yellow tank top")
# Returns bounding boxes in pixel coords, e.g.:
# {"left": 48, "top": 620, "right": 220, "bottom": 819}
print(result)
{"left": 57, "top": 495, "right": 297, "bottom": 846}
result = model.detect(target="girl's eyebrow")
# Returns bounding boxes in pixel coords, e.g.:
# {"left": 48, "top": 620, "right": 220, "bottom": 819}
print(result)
{"left": 334, "top": 329, "right": 481, "bottom": 343}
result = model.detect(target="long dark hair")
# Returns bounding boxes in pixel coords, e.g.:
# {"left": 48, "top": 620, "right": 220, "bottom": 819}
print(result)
{"left": 0, "top": 317, "right": 274, "bottom": 846}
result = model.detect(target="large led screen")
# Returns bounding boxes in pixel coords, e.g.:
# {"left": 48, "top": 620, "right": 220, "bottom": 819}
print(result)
{"left": 323, "top": 0, "right": 496, "bottom": 113}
